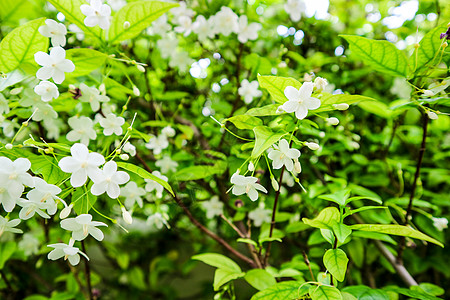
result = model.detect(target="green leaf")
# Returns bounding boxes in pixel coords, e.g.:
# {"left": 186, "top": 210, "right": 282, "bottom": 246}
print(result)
{"left": 411, "top": 23, "right": 449, "bottom": 73}
{"left": 237, "top": 238, "right": 258, "bottom": 247}
{"left": 302, "top": 207, "right": 340, "bottom": 230}
{"left": 66, "top": 48, "right": 108, "bottom": 77}
{"left": 246, "top": 104, "right": 280, "bottom": 117}
{"left": 357, "top": 101, "right": 392, "bottom": 119}
{"left": 384, "top": 286, "right": 441, "bottom": 300}
{"left": 340, "top": 35, "right": 408, "bottom": 77}
{"left": 174, "top": 164, "right": 226, "bottom": 181}
{"left": 343, "top": 285, "right": 389, "bottom": 300}
{"left": 252, "top": 126, "right": 286, "bottom": 159}
{"left": 315, "top": 93, "right": 376, "bottom": 114}
{"left": 0, "top": 241, "right": 16, "bottom": 269}
{"left": 116, "top": 162, "right": 174, "bottom": 196}
{"left": 332, "top": 223, "right": 352, "bottom": 244}
{"left": 30, "top": 155, "right": 67, "bottom": 185}
{"left": 213, "top": 269, "right": 245, "bottom": 291}
{"left": 72, "top": 188, "right": 97, "bottom": 215}
{"left": 47, "top": 0, "right": 102, "bottom": 41}
{"left": 257, "top": 75, "right": 301, "bottom": 104}
{"left": 349, "top": 224, "right": 444, "bottom": 247}
{"left": 251, "top": 281, "right": 305, "bottom": 300}
{"left": 0, "top": 69, "right": 28, "bottom": 91}
{"left": 417, "top": 283, "right": 445, "bottom": 296}
{"left": 226, "top": 115, "right": 263, "bottom": 130}
{"left": 344, "top": 206, "right": 387, "bottom": 218}
{"left": 345, "top": 196, "right": 382, "bottom": 205}
{"left": 323, "top": 249, "right": 349, "bottom": 282}
{"left": 244, "top": 269, "right": 277, "bottom": 291}
{"left": 318, "top": 190, "right": 350, "bottom": 206}
{"left": 192, "top": 253, "right": 241, "bottom": 273}
{"left": 309, "top": 285, "right": 343, "bottom": 300}
{"left": 0, "top": 18, "right": 48, "bottom": 73}
{"left": 109, "top": 1, "right": 178, "bottom": 44}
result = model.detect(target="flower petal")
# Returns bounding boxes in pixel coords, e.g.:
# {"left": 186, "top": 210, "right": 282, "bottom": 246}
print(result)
{"left": 298, "top": 82, "right": 314, "bottom": 99}
{"left": 284, "top": 86, "right": 299, "bottom": 102}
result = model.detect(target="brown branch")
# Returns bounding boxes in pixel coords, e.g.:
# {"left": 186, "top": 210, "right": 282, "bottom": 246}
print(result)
{"left": 81, "top": 241, "right": 93, "bottom": 300}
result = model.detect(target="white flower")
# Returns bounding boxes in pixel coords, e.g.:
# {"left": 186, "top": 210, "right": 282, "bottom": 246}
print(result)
{"left": 68, "top": 24, "right": 85, "bottom": 41}
{"left": 0, "top": 157, "right": 34, "bottom": 211}
{"left": 202, "top": 196, "right": 223, "bottom": 219}
{"left": 0, "top": 216, "right": 22, "bottom": 237}
{"left": 230, "top": 172, "right": 267, "bottom": 201}
{"left": 147, "top": 212, "right": 170, "bottom": 229}
{"left": 80, "top": 0, "right": 112, "bottom": 30}
{"left": 169, "top": 50, "right": 193, "bottom": 73}
{"left": 121, "top": 181, "right": 146, "bottom": 208}
{"left": 90, "top": 161, "right": 130, "bottom": 198}
{"left": 333, "top": 103, "right": 349, "bottom": 110}
{"left": 170, "top": 1, "right": 195, "bottom": 20}
{"left": 248, "top": 206, "right": 271, "bottom": 227}
{"left": 314, "top": 77, "right": 328, "bottom": 91}
{"left": 155, "top": 155, "right": 178, "bottom": 173}
{"left": 282, "top": 83, "right": 321, "bottom": 120}
{"left": 34, "top": 80, "right": 59, "bottom": 102}
{"left": 268, "top": 139, "right": 301, "bottom": 172}
{"left": 174, "top": 16, "right": 193, "bottom": 37}
{"left": 33, "top": 103, "right": 58, "bottom": 121}
{"left": 161, "top": 126, "right": 176, "bottom": 137}
{"left": 17, "top": 197, "right": 51, "bottom": 220}
{"left": 145, "top": 171, "right": 168, "bottom": 198}
{"left": 284, "top": 0, "right": 306, "bottom": 22}
{"left": 99, "top": 113, "right": 125, "bottom": 136}
{"left": 305, "top": 142, "right": 320, "bottom": 150}
{"left": 237, "top": 15, "right": 262, "bottom": 43}
{"left": 43, "top": 117, "right": 64, "bottom": 139}
{"left": 18, "top": 233, "right": 40, "bottom": 256}
{"left": 78, "top": 83, "right": 110, "bottom": 112}
{"left": 432, "top": 217, "right": 448, "bottom": 231}
{"left": 156, "top": 34, "right": 179, "bottom": 59}
{"left": 192, "top": 15, "right": 215, "bottom": 41}
{"left": 145, "top": 134, "right": 169, "bottom": 155}
{"left": 60, "top": 214, "right": 107, "bottom": 241}
{"left": 66, "top": 116, "right": 97, "bottom": 145}
{"left": 238, "top": 79, "right": 262, "bottom": 104}
{"left": 58, "top": 143, "right": 105, "bottom": 187}
{"left": 38, "top": 19, "right": 67, "bottom": 47}
{"left": 0, "top": 93, "right": 10, "bottom": 115}
{"left": 326, "top": 117, "right": 339, "bottom": 126}
{"left": 34, "top": 46, "right": 75, "bottom": 84}
{"left": 213, "top": 7, "right": 239, "bottom": 36}
{"left": 26, "top": 177, "right": 61, "bottom": 215}
{"left": 122, "top": 142, "right": 136, "bottom": 156}
{"left": 149, "top": 14, "right": 171, "bottom": 36}
{"left": 47, "top": 239, "right": 89, "bottom": 266}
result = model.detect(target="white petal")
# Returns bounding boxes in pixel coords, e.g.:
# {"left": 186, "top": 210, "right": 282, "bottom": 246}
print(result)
{"left": 76, "top": 214, "right": 93, "bottom": 224}
{"left": 34, "top": 52, "right": 51, "bottom": 66}
{"left": 295, "top": 105, "right": 308, "bottom": 120}
{"left": 68, "top": 254, "right": 80, "bottom": 266}
{"left": 71, "top": 169, "right": 88, "bottom": 187}
{"left": 106, "top": 183, "right": 120, "bottom": 198}
{"left": 304, "top": 97, "right": 321, "bottom": 110}
{"left": 91, "top": 182, "right": 107, "bottom": 196}
{"left": 36, "top": 67, "right": 53, "bottom": 80}
{"left": 71, "top": 143, "right": 89, "bottom": 159}
{"left": 284, "top": 86, "right": 300, "bottom": 102}
{"left": 281, "top": 100, "right": 298, "bottom": 113}
{"left": 298, "top": 82, "right": 314, "bottom": 99}
{"left": 89, "top": 227, "right": 104, "bottom": 241}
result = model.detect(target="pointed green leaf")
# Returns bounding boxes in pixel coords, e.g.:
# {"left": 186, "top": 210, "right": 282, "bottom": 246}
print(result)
{"left": 246, "top": 104, "right": 280, "bottom": 116}
{"left": 345, "top": 196, "right": 382, "bottom": 205}
{"left": 251, "top": 281, "right": 307, "bottom": 300}
{"left": 340, "top": 35, "right": 408, "bottom": 77}
{"left": 72, "top": 188, "right": 97, "bottom": 215}
{"left": 213, "top": 269, "right": 245, "bottom": 291}
{"left": 332, "top": 223, "right": 352, "bottom": 244}
{"left": 252, "top": 126, "right": 286, "bottom": 159}
{"left": 323, "top": 249, "right": 349, "bottom": 282}
{"left": 66, "top": 48, "right": 108, "bottom": 77}
{"left": 244, "top": 269, "right": 277, "bottom": 291}
{"left": 318, "top": 190, "right": 350, "bottom": 206}
{"left": 257, "top": 75, "right": 301, "bottom": 104}
{"left": 109, "top": 1, "right": 178, "bottom": 44}
{"left": 116, "top": 162, "right": 174, "bottom": 196}
{"left": 349, "top": 224, "right": 444, "bottom": 247}
{"left": 192, "top": 253, "right": 241, "bottom": 273}
{"left": 302, "top": 207, "right": 340, "bottom": 230}
{"left": 0, "top": 18, "right": 48, "bottom": 73}
{"left": 174, "top": 164, "right": 227, "bottom": 181}
{"left": 226, "top": 115, "right": 263, "bottom": 130}
{"left": 314, "top": 93, "right": 376, "bottom": 114}
{"left": 309, "top": 285, "right": 343, "bottom": 300}
{"left": 343, "top": 285, "right": 389, "bottom": 300}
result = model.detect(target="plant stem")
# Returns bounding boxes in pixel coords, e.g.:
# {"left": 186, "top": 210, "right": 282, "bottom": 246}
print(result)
{"left": 397, "top": 113, "right": 428, "bottom": 263}
{"left": 81, "top": 241, "right": 93, "bottom": 300}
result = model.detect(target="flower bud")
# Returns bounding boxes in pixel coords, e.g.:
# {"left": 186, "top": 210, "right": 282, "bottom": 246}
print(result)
{"left": 10, "top": 87, "right": 23, "bottom": 95}
{"left": 122, "top": 207, "right": 133, "bottom": 224}
{"left": 423, "top": 90, "right": 435, "bottom": 97}
{"left": 137, "top": 65, "right": 146, "bottom": 73}
{"left": 332, "top": 103, "right": 349, "bottom": 110}
{"left": 305, "top": 142, "right": 320, "bottom": 150}
{"left": 314, "top": 77, "right": 328, "bottom": 91}
{"left": 427, "top": 111, "right": 438, "bottom": 120}
{"left": 133, "top": 86, "right": 140, "bottom": 96}
{"left": 59, "top": 203, "right": 73, "bottom": 219}
{"left": 326, "top": 117, "right": 339, "bottom": 126}
{"left": 294, "top": 159, "right": 302, "bottom": 173}
{"left": 248, "top": 162, "right": 255, "bottom": 172}
{"left": 276, "top": 106, "right": 284, "bottom": 114}
{"left": 271, "top": 177, "right": 279, "bottom": 191}
{"left": 123, "top": 21, "right": 130, "bottom": 29}
{"left": 99, "top": 83, "right": 106, "bottom": 94}
{"left": 5, "top": 143, "right": 13, "bottom": 150}
{"left": 120, "top": 153, "right": 129, "bottom": 160}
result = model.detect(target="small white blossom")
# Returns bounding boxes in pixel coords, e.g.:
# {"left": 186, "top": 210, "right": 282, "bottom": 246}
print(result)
{"left": 145, "top": 134, "right": 169, "bottom": 155}
{"left": 156, "top": 33, "right": 179, "bottom": 59}
{"left": 230, "top": 172, "right": 267, "bottom": 201}
{"left": 170, "top": 1, "right": 195, "bottom": 20}
{"left": 238, "top": 79, "right": 262, "bottom": 104}
{"left": 78, "top": 83, "right": 110, "bottom": 112}
{"left": 202, "top": 196, "right": 224, "bottom": 219}
{"left": 0, "top": 94, "right": 10, "bottom": 115}
{"left": 68, "top": 24, "right": 85, "bottom": 41}
{"left": 58, "top": 143, "right": 105, "bottom": 188}
{"left": 122, "top": 142, "right": 136, "bottom": 156}
{"left": 294, "top": 158, "right": 302, "bottom": 173}
{"left": 60, "top": 214, "right": 107, "bottom": 241}
{"left": 432, "top": 217, "right": 448, "bottom": 231}
{"left": 145, "top": 171, "right": 168, "bottom": 198}
{"left": 33, "top": 103, "right": 58, "bottom": 122}
{"left": 34, "top": 46, "right": 75, "bottom": 84}
{"left": 121, "top": 181, "right": 146, "bottom": 208}
{"left": 169, "top": 50, "right": 193, "bottom": 73}
{"left": 314, "top": 77, "right": 328, "bottom": 91}
{"left": 34, "top": 80, "right": 59, "bottom": 102}
{"left": 0, "top": 216, "right": 22, "bottom": 237}
{"left": 90, "top": 161, "right": 130, "bottom": 198}
{"left": 284, "top": 0, "right": 306, "bottom": 22}
{"left": 19, "top": 233, "right": 40, "bottom": 256}
{"left": 149, "top": 14, "right": 171, "bottom": 36}
{"left": 213, "top": 7, "right": 239, "bottom": 36}
{"left": 428, "top": 77, "right": 450, "bottom": 94}
{"left": 38, "top": 19, "right": 67, "bottom": 47}
{"left": 161, "top": 126, "right": 176, "bottom": 137}
{"left": 0, "top": 157, "right": 33, "bottom": 212}
{"left": 268, "top": 139, "right": 301, "bottom": 172}
{"left": 156, "top": 155, "right": 178, "bottom": 173}
{"left": 80, "top": 0, "right": 112, "bottom": 30}
{"left": 248, "top": 206, "right": 271, "bottom": 227}
{"left": 333, "top": 103, "right": 349, "bottom": 110}
{"left": 67, "top": 116, "right": 97, "bottom": 145}
{"left": 237, "top": 15, "right": 262, "bottom": 43}
{"left": 17, "top": 197, "right": 51, "bottom": 220}
{"left": 26, "top": 177, "right": 61, "bottom": 216}
{"left": 282, "top": 83, "right": 321, "bottom": 120}
{"left": 174, "top": 16, "right": 193, "bottom": 37}
{"left": 99, "top": 113, "right": 125, "bottom": 136}
{"left": 192, "top": 15, "right": 215, "bottom": 41}
{"left": 47, "top": 239, "right": 89, "bottom": 266}
{"left": 147, "top": 212, "right": 170, "bottom": 229}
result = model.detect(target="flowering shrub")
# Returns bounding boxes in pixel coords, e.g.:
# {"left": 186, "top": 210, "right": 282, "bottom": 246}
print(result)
{"left": 0, "top": 0, "right": 449, "bottom": 299}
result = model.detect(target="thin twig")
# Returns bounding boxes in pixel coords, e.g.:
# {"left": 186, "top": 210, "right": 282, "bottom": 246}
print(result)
{"left": 81, "top": 241, "right": 93, "bottom": 300}
{"left": 302, "top": 251, "right": 315, "bottom": 281}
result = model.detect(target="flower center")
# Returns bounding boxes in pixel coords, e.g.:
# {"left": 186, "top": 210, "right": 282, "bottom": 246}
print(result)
{"left": 9, "top": 173, "right": 18, "bottom": 180}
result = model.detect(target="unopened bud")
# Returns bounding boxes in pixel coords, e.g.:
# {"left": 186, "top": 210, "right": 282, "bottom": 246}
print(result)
{"left": 443, "top": 42, "right": 448, "bottom": 48}
{"left": 423, "top": 90, "right": 434, "bottom": 97}
{"left": 248, "top": 162, "right": 255, "bottom": 172}
{"left": 427, "top": 111, "right": 438, "bottom": 120}
{"left": 314, "top": 77, "right": 328, "bottom": 91}
{"left": 99, "top": 83, "right": 106, "bottom": 94}
{"left": 10, "top": 87, "right": 23, "bottom": 95}
{"left": 294, "top": 159, "right": 302, "bottom": 173}
{"left": 122, "top": 207, "right": 133, "bottom": 224}
{"left": 326, "top": 117, "right": 339, "bottom": 126}
{"left": 332, "top": 103, "right": 349, "bottom": 110}
{"left": 271, "top": 177, "right": 279, "bottom": 191}
{"left": 276, "top": 106, "right": 284, "bottom": 114}
{"left": 133, "top": 86, "right": 140, "bottom": 96}
{"left": 123, "top": 21, "right": 130, "bottom": 29}
{"left": 5, "top": 143, "right": 13, "bottom": 150}
{"left": 136, "top": 65, "right": 146, "bottom": 72}
{"left": 23, "top": 121, "right": 29, "bottom": 127}
{"left": 59, "top": 203, "right": 73, "bottom": 219}
{"left": 305, "top": 142, "right": 320, "bottom": 150}
{"left": 234, "top": 199, "right": 244, "bottom": 208}
{"left": 120, "top": 153, "right": 129, "bottom": 160}
{"left": 414, "top": 43, "right": 420, "bottom": 49}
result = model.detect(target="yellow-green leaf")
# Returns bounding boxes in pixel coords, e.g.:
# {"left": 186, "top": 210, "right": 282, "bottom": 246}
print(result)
{"left": 252, "top": 126, "right": 286, "bottom": 159}
{"left": 323, "top": 249, "right": 349, "bottom": 282}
